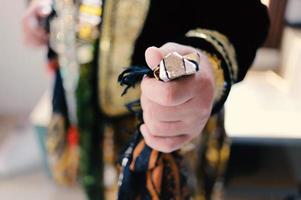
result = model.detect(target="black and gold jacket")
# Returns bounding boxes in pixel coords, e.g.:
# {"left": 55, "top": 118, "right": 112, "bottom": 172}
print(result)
{"left": 97, "top": 0, "right": 269, "bottom": 117}
{"left": 50, "top": 0, "right": 269, "bottom": 117}
{"left": 47, "top": 0, "right": 269, "bottom": 199}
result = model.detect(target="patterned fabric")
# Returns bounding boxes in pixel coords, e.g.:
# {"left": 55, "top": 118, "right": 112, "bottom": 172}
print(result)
{"left": 197, "top": 111, "right": 230, "bottom": 199}
{"left": 46, "top": 61, "right": 230, "bottom": 200}
{"left": 46, "top": 53, "right": 82, "bottom": 186}
{"left": 118, "top": 132, "right": 190, "bottom": 200}
{"left": 117, "top": 66, "right": 230, "bottom": 200}
{"left": 45, "top": 0, "right": 270, "bottom": 198}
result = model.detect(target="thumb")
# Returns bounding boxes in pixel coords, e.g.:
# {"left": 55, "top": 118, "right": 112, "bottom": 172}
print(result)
{"left": 144, "top": 46, "right": 165, "bottom": 70}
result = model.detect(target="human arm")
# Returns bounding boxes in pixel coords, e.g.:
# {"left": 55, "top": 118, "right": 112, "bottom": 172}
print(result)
{"left": 139, "top": 0, "right": 270, "bottom": 152}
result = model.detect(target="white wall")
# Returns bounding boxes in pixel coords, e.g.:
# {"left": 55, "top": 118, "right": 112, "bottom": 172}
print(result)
{"left": 0, "top": 0, "right": 50, "bottom": 115}
{"left": 285, "top": 0, "right": 301, "bottom": 24}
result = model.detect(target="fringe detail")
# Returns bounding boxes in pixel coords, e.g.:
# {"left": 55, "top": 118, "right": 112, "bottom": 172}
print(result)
{"left": 118, "top": 66, "right": 153, "bottom": 96}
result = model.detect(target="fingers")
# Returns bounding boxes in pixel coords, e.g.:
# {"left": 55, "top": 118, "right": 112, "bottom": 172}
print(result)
{"left": 144, "top": 46, "right": 164, "bottom": 70}
{"left": 141, "top": 73, "right": 198, "bottom": 106}
{"left": 143, "top": 113, "right": 201, "bottom": 137}
{"left": 159, "top": 42, "right": 198, "bottom": 55}
{"left": 141, "top": 93, "right": 207, "bottom": 136}
{"left": 142, "top": 42, "right": 202, "bottom": 106}
{"left": 141, "top": 93, "right": 199, "bottom": 121}
{"left": 140, "top": 42, "right": 214, "bottom": 153}
{"left": 140, "top": 124, "right": 193, "bottom": 153}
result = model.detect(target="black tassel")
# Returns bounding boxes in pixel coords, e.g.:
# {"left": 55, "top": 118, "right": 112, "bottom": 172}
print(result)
{"left": 125, "top": 100, "right": 142, "bottom": 120}
{"left": 118, "top": 66, "right": 153, "bottom": 96}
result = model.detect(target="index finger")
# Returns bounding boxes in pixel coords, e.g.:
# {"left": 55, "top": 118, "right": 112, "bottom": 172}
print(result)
{"left": 141, "top": 73, "right": 199, "bottom": 106}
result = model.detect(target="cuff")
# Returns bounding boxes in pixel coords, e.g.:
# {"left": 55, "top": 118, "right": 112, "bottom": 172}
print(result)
{"left": 175, "top": 28, "right": 238, "bottom": 114}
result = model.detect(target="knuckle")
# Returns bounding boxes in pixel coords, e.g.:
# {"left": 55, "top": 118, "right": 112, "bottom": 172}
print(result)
{"left": 162, "top": 42, "right": 175, "bottom": 48}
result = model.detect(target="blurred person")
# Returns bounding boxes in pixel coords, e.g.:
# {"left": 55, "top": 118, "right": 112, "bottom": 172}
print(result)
{"left": 22, "top": 0, "right": 269, "bottom": 199}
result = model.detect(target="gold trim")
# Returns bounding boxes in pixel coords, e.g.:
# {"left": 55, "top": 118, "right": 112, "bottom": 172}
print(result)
{"left": 153, "top": 66, "right": 160, "bottom": 81}
{"left": 186, "top": 28, "right": 238, "bottom": 81}
{"left": 98, "top": 0, "right": 150, "bottom": 116}
{"left": 197, "top": 29, "right": 237, "bottom": 80}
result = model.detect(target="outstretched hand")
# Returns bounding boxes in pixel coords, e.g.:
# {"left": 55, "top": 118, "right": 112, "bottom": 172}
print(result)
{"left": 140, "top": 42, "right": 216, "bottom": 153}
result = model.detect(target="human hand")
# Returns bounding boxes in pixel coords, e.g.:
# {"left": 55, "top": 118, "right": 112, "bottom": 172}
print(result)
{"left": 22, "top": 0, "right": 51, "bottom": 47}
{"left": 140, "top": 42, "right": 215, "bottom": 153}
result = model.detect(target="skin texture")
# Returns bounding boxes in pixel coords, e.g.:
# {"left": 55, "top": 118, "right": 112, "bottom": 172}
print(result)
{"left": 141, "top": 43, "right": 215, "bottom": 153}
{"left": 22, "top": 0, "right": 51, "bottom": 47}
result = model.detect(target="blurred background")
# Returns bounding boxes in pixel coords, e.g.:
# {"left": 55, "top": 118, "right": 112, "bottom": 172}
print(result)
{"left": 0, "top": 0, "right": 300, "bottom": 199}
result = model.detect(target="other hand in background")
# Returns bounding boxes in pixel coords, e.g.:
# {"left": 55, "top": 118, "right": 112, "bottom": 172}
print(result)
{"left": 22, "top": 0, "right": 52, "bottom": 47}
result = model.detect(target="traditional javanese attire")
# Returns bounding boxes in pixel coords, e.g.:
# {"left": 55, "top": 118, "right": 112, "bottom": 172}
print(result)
{"left": 45, "top": 0, "right": 269, "bottom": 199}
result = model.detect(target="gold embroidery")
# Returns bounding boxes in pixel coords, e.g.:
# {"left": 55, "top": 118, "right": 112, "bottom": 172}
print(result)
{"left": 197, "top": 29, "right": 237, "bottom": 80}
{"left": 185, "top": 28, "right": 238, "bottom": 81}
{"left": 98, "top": 0, "right": 150, "bottom": 116}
